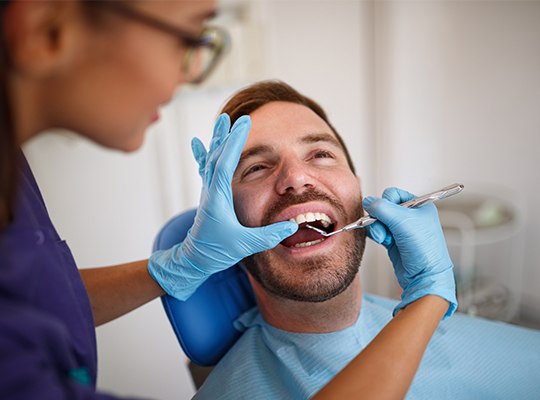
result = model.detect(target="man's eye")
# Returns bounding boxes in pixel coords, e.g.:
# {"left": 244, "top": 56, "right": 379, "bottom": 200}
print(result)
{"left": 313, "top": 150, "right": 334, "bottom": 159}
{"left": 243, "top": 164, "right": 266, "bottom": 177}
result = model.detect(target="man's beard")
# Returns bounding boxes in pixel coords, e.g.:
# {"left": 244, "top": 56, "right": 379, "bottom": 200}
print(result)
{"left": 242, "top": 189, "right": 366, "bottom": 302}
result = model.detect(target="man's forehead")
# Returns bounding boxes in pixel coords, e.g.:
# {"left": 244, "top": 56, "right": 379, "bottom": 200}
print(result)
{"left": 239, "top": 132, "right": 342, "bottom": 163}
{"left": 245, "top": 104, "right": 340, "bottom": 147}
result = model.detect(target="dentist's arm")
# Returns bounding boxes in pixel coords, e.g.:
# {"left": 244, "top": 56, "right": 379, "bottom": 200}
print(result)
{"left": 313, "top": 295, "right": 448, "bottom": 400}
{"left": 313, "top": 187, "right": 457, "bottom": 399}
{"left": 80, "top": 260, "right": 163, "bottom": 326}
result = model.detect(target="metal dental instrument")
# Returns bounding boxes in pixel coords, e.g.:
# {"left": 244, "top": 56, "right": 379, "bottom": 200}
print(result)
{"left": 306, "top": 183, "right": 464, "bottom": 237}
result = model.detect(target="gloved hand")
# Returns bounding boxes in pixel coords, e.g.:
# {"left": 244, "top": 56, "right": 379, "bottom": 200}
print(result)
{"left": 148, "top": 114, "right": 298, "bottom": 300}
{"left": 362, "top": 187, "right": 457, "bottom": 319}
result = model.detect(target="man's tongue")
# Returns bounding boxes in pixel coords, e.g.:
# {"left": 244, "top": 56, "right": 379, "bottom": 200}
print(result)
{"left": 281, "top": 226, "right": 324, "bottom": 247}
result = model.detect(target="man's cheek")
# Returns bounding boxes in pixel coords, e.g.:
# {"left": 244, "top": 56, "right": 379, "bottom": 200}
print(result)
{"left": 233, "top": 193, "right": 255, "bottom": 227}
{"left": 232, "top": 193, "right": 245, "bottom": 224}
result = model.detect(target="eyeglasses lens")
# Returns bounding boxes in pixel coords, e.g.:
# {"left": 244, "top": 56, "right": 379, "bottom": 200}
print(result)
{"left": 184, "top": 28, "right": 229, "bottom": 84}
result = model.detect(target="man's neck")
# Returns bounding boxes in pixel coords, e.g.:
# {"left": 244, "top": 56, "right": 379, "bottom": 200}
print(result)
{"left": 250, "top": 276, "right": 362, "bottom": 333}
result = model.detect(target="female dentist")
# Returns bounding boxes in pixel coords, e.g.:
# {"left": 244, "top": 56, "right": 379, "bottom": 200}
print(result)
{"left": 0, "top": 1, "right": 456, "bottom": 399}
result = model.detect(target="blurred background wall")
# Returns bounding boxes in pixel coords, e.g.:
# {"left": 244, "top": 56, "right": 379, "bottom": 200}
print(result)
{"left": 22, "top": 1, "right": 540, "bottom": 399}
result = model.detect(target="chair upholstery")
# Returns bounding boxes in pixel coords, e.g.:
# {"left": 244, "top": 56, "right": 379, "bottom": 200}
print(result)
{"left": 153, "top": 209, "right": 256, "bottom": 367}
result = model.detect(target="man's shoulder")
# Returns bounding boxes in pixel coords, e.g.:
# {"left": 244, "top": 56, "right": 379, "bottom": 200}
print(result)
{"left": 194, "top": 295, "right": 401, "bottom": 400}
{"left": 193, "top": 319, "right": 283, "bottom": 400}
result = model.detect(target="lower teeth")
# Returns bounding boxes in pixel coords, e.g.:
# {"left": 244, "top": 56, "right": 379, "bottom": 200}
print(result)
{"left": 293, "top": 239, "right": 324, "bottom": 248}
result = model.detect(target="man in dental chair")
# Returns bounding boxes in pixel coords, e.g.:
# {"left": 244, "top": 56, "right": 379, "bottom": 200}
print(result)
{"left": 193, "top": 81, "right": 540, "bottom": 400}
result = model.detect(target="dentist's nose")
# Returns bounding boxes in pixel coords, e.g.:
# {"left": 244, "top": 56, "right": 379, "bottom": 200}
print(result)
{"left": 275, "top": 159, "right": 314, "bottom": 195}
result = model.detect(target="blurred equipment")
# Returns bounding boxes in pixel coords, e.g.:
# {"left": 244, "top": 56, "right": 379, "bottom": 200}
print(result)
{"left": 438, "top": 185, "right": 526, "bottom": 321}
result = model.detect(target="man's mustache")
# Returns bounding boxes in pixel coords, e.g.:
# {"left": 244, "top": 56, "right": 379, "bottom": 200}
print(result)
{"left": 262, "top": 188, "right": 348, "bottom": 226}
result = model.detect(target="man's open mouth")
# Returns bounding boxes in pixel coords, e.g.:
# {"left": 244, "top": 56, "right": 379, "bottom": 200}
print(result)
{"left": 281, "top": 212, "right": 336, "bottom": 248}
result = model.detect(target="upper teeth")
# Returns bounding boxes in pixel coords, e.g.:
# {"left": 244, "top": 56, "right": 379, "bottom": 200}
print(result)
{"left": 289, "top": 212, "right": 331, "bottom": 228}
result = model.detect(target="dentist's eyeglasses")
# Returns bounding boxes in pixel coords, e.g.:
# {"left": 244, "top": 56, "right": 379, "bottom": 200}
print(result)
{"left": 103, "top": 4, "right": 230, "bottom": 84}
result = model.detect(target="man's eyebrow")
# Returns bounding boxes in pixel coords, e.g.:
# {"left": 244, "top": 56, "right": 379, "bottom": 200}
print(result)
{"left": 238, "top": 133, "right": 342, "bottom": 166}
{"left": 238, "top": 144, "right": 274, "bottom": 166}
{"left": 300, "top": 132, "right": 342, "bottom": 148}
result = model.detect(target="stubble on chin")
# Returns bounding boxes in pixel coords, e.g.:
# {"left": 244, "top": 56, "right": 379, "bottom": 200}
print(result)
{"left": 244, "top": 220, "right": 366, "bottom": 303}
{"left": 244, "top": 188, "right": 366, "bottom": 302}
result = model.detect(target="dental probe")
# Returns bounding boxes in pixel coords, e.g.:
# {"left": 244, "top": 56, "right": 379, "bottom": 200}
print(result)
{"left": 306, "top": 183, "right": 464, "bottom": 237}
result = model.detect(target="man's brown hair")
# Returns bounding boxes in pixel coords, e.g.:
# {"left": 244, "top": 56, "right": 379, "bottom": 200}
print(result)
{"left": 220, "top": 80, "right": 356, "bottom": 174}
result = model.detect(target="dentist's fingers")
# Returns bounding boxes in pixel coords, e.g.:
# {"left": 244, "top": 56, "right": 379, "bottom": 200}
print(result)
{"left": 363, "top": 191, "right": 416, "bottom": 231}
{"left": 209, "top": 113, "right": 231, "bottom": 154}
{"left": 212, "top": 116, "right": 251, "bottom": 189}
{"left": 190, "top": 114, "right": 232, "bottom": 182}
{"left": 191, "top": 137, "right": 208, "bottom": 179}
{"left": 244, "top": 221, "right": 299, "bottom": 253}
{"left": 382, "top": 187, "right": 416, "bottom": 204}
{"left": 363, "top": 221, "right": 387, "bottom": 244}
{"left": 203, "top": 114, "right": 233, "bottom": 186}
{"left": 363, "top": 197, "right": 394, "bottom": 247}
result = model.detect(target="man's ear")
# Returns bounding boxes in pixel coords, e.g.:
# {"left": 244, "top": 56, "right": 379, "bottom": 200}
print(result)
{"left": 3, "top": 0, "right": 80, "bottom": 77}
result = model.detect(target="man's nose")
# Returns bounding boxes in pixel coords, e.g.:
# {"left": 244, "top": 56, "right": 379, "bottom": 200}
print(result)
{"left": 275, "top": 159, "right": 314, "bottom": 195}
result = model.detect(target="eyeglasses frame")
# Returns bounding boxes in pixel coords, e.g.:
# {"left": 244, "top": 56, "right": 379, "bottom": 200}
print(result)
{"left": 102, "top": 3, "right": 230, "bottom": 84}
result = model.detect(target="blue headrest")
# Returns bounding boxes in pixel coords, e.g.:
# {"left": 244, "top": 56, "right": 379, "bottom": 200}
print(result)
{"left": 153, "top": 209, "right": 256, "bottom": 366}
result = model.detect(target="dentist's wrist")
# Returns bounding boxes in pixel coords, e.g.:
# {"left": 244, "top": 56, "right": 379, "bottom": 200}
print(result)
{"left": 148, "top": 244, "right": 211, "bottom": 301}
{"left": 394, "top": 268, "right": 458, "bottom": 320}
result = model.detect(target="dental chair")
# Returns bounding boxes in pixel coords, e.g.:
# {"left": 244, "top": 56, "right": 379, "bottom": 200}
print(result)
{"left": 153, "top": 209, "right": 256, "bottom": 388}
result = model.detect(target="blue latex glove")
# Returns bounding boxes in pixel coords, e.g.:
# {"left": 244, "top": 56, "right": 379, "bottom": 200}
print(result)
{"left": 363, "top": 187, "right": 457, "bottom": 319}
{"left": 148, "top": 114, "right": 298, "bottom": 300}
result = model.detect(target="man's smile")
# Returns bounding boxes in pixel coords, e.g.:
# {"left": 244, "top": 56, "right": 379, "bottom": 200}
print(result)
{"left": 282, "top": 211, "right": 336, "bottom": 248}
{"left": 265, "top": 202, "right": 343, "bottom": 250}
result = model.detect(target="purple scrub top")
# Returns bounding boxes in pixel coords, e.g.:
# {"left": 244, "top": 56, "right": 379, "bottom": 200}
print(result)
{"left": 0, "top": 153, "right": 146, "bottom": 399}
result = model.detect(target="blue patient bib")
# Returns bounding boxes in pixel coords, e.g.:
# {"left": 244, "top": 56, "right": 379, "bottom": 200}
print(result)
{"left": 194, "top": 294, "right": 540, "bottom": 400}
